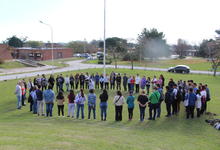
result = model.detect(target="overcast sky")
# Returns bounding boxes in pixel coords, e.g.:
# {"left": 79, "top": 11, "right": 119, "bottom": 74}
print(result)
{"left": 0, "top": 0, "right": 219, "bottom": 45}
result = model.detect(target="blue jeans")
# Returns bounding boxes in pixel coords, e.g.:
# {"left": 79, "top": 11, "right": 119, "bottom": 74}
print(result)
{"left": 139, "top": 106, "right": 146, "bottom": 121}
{"left": 156, "top": 103, "right": 161, "bottom": 117}
{"left": 88, "top": 105, "right": 96, "bottom": 119}
{"left": 33, "top": 100, "right": 38, "bottom": 114}
{"left": 77, "top": 104, "right": 84, "bottom": 119}
{"left": 46, "top": 103, "right": 54, "bottom": 117}
{"left": 16, "top": 95, "right": 22, "bottom": 109}
{"left": 100, "top": 102, "right": 107, "bottom": 120}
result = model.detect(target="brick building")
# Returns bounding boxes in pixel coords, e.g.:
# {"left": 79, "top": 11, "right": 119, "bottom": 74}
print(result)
{"left": 12, "top": 47, "right": 73, "bottom": 61}
{"left": 0, "top": 44, "right": 13, "bottom": 60}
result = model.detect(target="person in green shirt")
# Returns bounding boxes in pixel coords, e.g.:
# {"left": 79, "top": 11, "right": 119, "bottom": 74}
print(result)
{"left": 148, "top": 86, "right": 160, "bottom": 120}
{"left": 126, "top": 91, "right": 135, "bottom": 120}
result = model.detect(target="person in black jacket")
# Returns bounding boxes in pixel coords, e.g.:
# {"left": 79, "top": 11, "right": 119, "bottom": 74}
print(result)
{"left": 137, "top": 91, "right": 148, "bottom": 122}
{"left": 165, "top": 86, "right": 173, "bottom": 117}
{"left": 70, "top": 74, "right": 75, "bottom": 90}
{"left": 36, "top": 85, "right": 44, "bottom": 116}
{"left": 116, "top": 73, "right": 122, "bottom": 91}
{"left": 56, "top": 75, "right": 60, "bottom": 92}
{"left": 79, "top": 73, "right": 85, "bottom": 89}
{"left": 99, "top": 89, "right": 108, "bottom": 121}
{"left": 123, "top": 73, "right": 128, "bottom": 91}
{"left": 48, "top": 75, "right": 55, "bottom": 90}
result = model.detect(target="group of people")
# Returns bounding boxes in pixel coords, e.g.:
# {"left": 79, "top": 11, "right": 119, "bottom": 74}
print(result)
{"left": 14, "top": 72, "right": 211, "bottom": 121}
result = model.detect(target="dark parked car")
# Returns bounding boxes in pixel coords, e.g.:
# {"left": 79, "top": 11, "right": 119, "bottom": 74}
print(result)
{"left": 168, "top": 65, "right": 190, "bottom": 73}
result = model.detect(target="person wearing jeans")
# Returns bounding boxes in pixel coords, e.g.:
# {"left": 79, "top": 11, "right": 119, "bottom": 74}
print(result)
{"left": 126, "top": 91, "right": 135, "bottom": 120}
{"left": 99, "top": 89, "right": 108, "bottom": 121}
{"left": 137, "top": 91, "right": 148, "bottom": 122}
{"left": 113, "top": 91, "right": 125, "bottom": 121}
{"left": 67, "top": 90, "right": 75, "bottom": 118}
{"left": 185, "top": 88, "right": 197, "bottom": 119}
{"left": 76, "top": 89, "right": 86, "bottom": 119}
{"left": 43, "top": 85, "right": 55, "bottom": 117}
{"left": 36, "top": 85, "right": 44, "bottom": 116}
{"left": 56, "top": 91, "right": 65, "bottom": 116}
{"left": 30, "top": 87, "right": 38, "bottom": 114}
{"left": 88, "top": 89, "right": 96, "bottom": 119}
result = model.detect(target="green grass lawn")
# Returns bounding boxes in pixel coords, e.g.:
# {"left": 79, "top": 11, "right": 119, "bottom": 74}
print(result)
{"left": 85, "top": 58, "right": 219, "bottom": 71}
{"left": 0, "top": 61, "right": 27, "bottom": 69}
{"left": 0, "top": 68, "right": 220, "bottom": 150}
{"left": 42, "top": 57, "right": 82, "bottom": 68}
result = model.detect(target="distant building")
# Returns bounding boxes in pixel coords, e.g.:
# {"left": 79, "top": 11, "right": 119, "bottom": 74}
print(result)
{"left": 0, "top": 44, "right": 13, "bottom": 60}
{"left": 12, "top": 47, "right": 73, "bottom": 61}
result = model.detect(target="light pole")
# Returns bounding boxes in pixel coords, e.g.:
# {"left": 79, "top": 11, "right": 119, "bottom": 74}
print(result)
{"left": 103, "top": 0, "right": 106, "bottom": 77}
{"left": 39, "top": 20, "right": 54, "bottom": 74}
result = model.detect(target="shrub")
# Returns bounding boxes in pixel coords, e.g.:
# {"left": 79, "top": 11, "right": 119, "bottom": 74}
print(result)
{"left": 0, "top": 59, "right": 4, "bottom": 64}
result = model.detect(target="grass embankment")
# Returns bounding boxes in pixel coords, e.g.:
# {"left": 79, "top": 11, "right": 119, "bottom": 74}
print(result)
{"left": 0, "top": 68, "right": 220, "bottom": 150}
{"left": 85, "top": 58, "right": 219, "bottom": 71}
{"left": 42, "top": 57, "right": 82, "bottom": 68}
{"left": 0, "top": 61, "right": 27, "bottom": 69}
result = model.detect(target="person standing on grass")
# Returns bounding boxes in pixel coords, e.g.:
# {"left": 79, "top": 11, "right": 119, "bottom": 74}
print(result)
{"left": 89, "top": 79, "right": 95, "bottom": 90}
{"left": 185, "top": 88, "right": 197, "bottom": 119}
{"left": 159, "top": 74, "right": 165, "bottom": 89}
{"left": 79, "top": 73, "right": 85, "bottom": 89}
{"left": 135, "top": 74, "right": 141, "bottom": 93}
{"left": 75, "top": 73, "right": 80, "bottom": 90}
{"left": 113, "top": 91, "right": 125, "bottom": 121}
{"left": 15, "top": 81, "right": 22, "bottom": 109}
{"left": 58, "top": 74, "right": 65, "bottom": 92}
{"left": 99, "top": 89, "right": 108, "bottom": 121}
{"left": 41, "top": 74, "right": 48, "bottom": 91}
{"left": 116, "top": 73, "right": 122, "bottom": 91}
{"left": 172, "top": 84, "right": 178, "bottom": 115}
{"left": 95, "top": 72, "right": 100, "bottom": 89}
{"left": 137, "top": 91, "right": 148, "bottom": 122}
{"left": 164, "top": 86, "right": 173, "bottom": 117}
{"left": 200, "top": 85, "right": 207, "bottom": 115}
{"left": 67, "top": 90, "right": 76, "bottom": 118}
{"left": 21, "top": 82, "right": 26, "bottom": 106}
{"left": 36, "top": 85, "right": 44, "bottom": 116}
{"left": 69, "top": 74, "right": 75, "bottom": 90}
{"left": 130, "top": 76, "right": 135, "bottom": 92}
{"left": 195, "top": 89, "right": 202, "bottom": 118}
{"left": 156, "top": 84, "right": 164, "bottom": 118}
{"left": 126, "top": 91, "right": 135, "bottom": 121}
{"left": 88, "top": 89, "right": 96, "bottom": 120}
{"left": 146, "top": 77, "right": 151, "bottom": 95}
{"left": 99, "top": 74, "right": 104, "bottom": 90}
{"left": 48, "top": 74, "right": 55, "bottom": 90}
{"left": 148, "top": 86, "right": 160, "bottom": 120}
{"left": 65, "top": 75, "right": 70, "bottom": 92}
{"left": 56, "top": 91, "right": 65, "bottom": 117}
{"left": 110, "top": 72, "right": 116, "bottom": 90}
{"left": 140, "top": 76, "right": 147, "bottom": 91}
{"left": 27, "top": 78, "right": 34, "bottom": 93}
{"left": 85, "top": 72, "right": 90, "bottom": 89}
{"left": 127, "top": 76, "right": 132, "bottom": 91}
{"left": 56, "top": 75, "right": 60, "bottom": 92}
{"left": 76, "top": 89, "right": 86, "bottom": 119}
{"left": 104, "top": 74, "right": 110, "bottom": 90}
{"left": 30, "top": 86, "right": 37, "bottom": 114}
{"left": 123, "top": 73, "right": 128, "bottom": 91}
{"left": 43, "top": 85, "right": 55, "bottom": 117}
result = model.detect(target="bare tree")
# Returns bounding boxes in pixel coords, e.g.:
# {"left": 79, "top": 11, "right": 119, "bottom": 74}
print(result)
{"left": 174, "top": 39, "right": 191, "bottom": 58}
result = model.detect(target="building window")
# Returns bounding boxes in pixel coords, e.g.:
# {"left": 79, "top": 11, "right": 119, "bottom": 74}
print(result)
{"left": 29, "top": 53, "right": 34, "bottom": 57}
{"left": 36, "top": 53, "right": 41, "bottom": 57}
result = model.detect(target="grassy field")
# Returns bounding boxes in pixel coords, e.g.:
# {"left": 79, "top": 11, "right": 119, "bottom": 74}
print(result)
{"left": 0, "top": 61, "right": 27, "bottom": 69}
{"left": 85, "top": 58, "right": 219, "bottom": 71}
{"left": 0, "top": 68, "right": 220, "bottom": 150}
{"left": 42, "top": 57, "right": 82, "bottom": 67}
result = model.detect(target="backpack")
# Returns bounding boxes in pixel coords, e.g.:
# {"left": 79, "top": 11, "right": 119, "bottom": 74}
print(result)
{"left": 158, "top": 89, "right": 164, "bottom": 102}
{"left": 28, "top": 94, "right": 33, "bottom": 103}
{"left": 176, "top": 90, "right": 182, "bottom": 101}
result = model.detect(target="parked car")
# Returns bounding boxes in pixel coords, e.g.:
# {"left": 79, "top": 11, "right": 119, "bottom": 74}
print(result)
{"left": 80, "top": 53, "right": 91, "bottom": 58}
{"left": 168, "top": 65, "right": 190, "bottom": 73}
{"left": 73, "top": 53, "right": 81, "bottom": 57}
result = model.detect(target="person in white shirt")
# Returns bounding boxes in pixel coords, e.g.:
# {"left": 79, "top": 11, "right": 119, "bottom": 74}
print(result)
{"left": 27, "top": 78, "right": 34, "bottom": 92}
{"left": 113, "top": 91, "right": 125, "bottom": 121}
{"left": 172, "top": 84, "right": 178, "bottom": 115}
{"left": 104, "top": 74, "right": 109, "bottom": 90}
{"left": 135, "top": 74, "right": 141, "bottom": 93}
{"left": 65, "top": 75, "right": 70, "bottom": 92}
{"left": 200, "top": 85, "right": 207, "bottom": 115}
{"left": 195, "top": 89, "right": 202, "bottom": 117}
{"left": 15, "top": 81, "right": 22, "bottom": 109}
{"left": 89, "top": 79, "right": 95, "bottom": 90}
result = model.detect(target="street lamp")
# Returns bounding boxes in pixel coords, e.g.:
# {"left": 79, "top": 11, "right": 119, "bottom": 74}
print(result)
{"left": 103, "top": 0, "right": 106, "bottom": 77}
{"left": 39, "top": 20, "right": 54, "bottom": 74}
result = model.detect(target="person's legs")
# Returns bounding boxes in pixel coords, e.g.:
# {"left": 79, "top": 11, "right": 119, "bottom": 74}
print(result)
{"left": 61, "top": 105, "right": 64, "bottom": 116}
{"left": 46, "top": 103, "right": 49, "bottom": 116}
{"left": 166, "top": 103, "right": 171, "bottom": 116}
{"left": 76, "top": 104, "right": 80, "bottom": 119}
{"left": 196, "top": 108, "right": 200, "bottom": 117}
{"left": 58, "top": 105, "right": 61, "bottom": 116}
{"left": 17, "top": 95, "right": 22, "bottom": 109}
{"left": 100, "top": 104, "right": 104, "bottom": 120}
{"left": 149, "top": 104, "right": 153, "bottom": 120}
{"left": 81, "top": 104, "right": 84, "bottom": 119}
{"left": 177, "top": 100, "right": 181, "bottom": 113}
{"left": 30, "top": 101, "right": 33, "bottom": 112}
{"left": 93, "top": 106, "right": 96, "bottom": 119}
{"left": 186, "top": 106, "right": 190, "bottom": 119}
{"left": 153, "top": 104, "right": 157, "bottom": 120}
{"left": 88, "top": 105, "right": 91, "bottom": 119}
{"left": 68, "top": 104, "right": 71, "bottom": 117}
{"left": 190, "top": 106, "right": 195, "bottom": 118}
{"left": 37, "top": 101, "right": 41, "bottom": 115}
{"left": 115, "top": 106, "right": 119, "bottom": 121}
{"left": 128, "top": 108, "right": 131, "bottom": 120}
{"left": 157, "top": 103, "right": 161, "bottom": 118}
{"left": 49, "top": 103, "right": 53, "bottom": 117}
{"left": 119, "top": 106, "right": 123, "bottom": 121}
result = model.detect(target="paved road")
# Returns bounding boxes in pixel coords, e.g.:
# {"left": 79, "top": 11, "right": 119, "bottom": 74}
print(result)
{"left": 0, "top": 59, "right": 219, "bottom": 81}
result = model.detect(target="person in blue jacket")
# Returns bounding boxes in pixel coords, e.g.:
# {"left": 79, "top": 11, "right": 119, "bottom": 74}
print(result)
{"left": 126, "top": 91, "right": 135, "bottom": 120}
{"left": 185, "top": 88, "right": 197, "bottom": 119}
